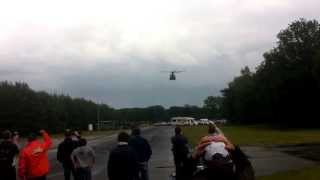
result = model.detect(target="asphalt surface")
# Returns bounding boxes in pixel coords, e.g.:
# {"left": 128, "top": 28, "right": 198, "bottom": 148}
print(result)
{"left": 242, "top": 146, "right": 316, "bottom": 176}
{"left": 47, "top": 126, "right": 175, "bottom": 180}
{"left": 42, "top": 126, "right": 318, "bottom": 179}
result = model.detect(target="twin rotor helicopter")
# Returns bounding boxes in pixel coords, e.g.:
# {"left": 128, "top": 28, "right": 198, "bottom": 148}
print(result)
{"left": 161, "top": 70, "right": 185, "bottom": 80}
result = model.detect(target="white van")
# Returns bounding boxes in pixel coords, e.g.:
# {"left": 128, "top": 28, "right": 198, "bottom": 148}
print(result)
{"left": 170, "top": 117, "right": 196, "bottom": 126}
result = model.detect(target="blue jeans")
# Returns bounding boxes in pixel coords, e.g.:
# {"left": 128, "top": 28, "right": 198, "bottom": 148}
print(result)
{"left": 137, "top": 162, "right": 149, "bottom": 180}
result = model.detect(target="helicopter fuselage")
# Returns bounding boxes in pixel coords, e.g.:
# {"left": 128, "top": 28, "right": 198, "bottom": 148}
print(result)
{"left": 170, "top": 72, "right": 176, "bottom": 80}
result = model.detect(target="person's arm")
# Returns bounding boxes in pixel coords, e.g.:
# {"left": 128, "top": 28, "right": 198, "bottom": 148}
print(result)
{"left": 222, "top": 136, "right": 235, "bottom": 150}
{"left": 213, "top": 124, "right": 224, "bottom": 135}
{"left": 57, "top": 143, "right": 63, "bottom": 162}
{"left": 145, "top": 139, "right": 152, "bottom": 160}
{"left": 18, "top": 150, "right": 27, "bottom": 180}
{"left": 192, "top": 140, "right": 211, "bottom": 159}
{"left": 88, "top": 147, "right": 96, "bottom": 167}
{"left": 70, "top": 150, "right": 77, "bottom": 168}
{"left": 40, "top": 130, "right": 52, "bottom": 151}
{"left": 212, "top": 135, "right": 235, "bottom": 150}
{"left": 201, "top": 135, "right": 235, "bottom": 150}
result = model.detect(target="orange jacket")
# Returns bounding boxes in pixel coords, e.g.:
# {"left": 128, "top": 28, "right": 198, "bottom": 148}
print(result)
{"left": 18, "top": 131, "right": 52, "bottom": 179}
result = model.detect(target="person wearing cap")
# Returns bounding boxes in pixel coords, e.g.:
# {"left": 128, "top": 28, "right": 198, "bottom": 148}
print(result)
{"left": 0, "top": 130, "right": 20, "bottom": 180}
{"left": 71, "top": 138, "right": 95, "bottom": 180}
{"left": 128, "top": 127, "right": 152, "bottom": 180}
{"left": 57, "top": 129, "right": 82, "bottom": 180}
{"left": 108, "top": 132, "right": 139, "bottom": 180}
{"left": 18, "top": 130, "right": 52, "bottom": 180}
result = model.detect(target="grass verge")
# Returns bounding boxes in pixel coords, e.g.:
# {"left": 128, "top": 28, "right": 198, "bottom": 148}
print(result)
{"left": 182, "top": 125, "right": 320, "bottom": 146}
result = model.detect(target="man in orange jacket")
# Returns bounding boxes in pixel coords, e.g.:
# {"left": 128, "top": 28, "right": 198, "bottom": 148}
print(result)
{"left": 18, "top": 130, "right": 52, "bottom": 180}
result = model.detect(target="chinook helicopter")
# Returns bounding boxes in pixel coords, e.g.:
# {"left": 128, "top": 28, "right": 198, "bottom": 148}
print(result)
{"left": 161, "top": 70, "right": 185, "bottom": 80}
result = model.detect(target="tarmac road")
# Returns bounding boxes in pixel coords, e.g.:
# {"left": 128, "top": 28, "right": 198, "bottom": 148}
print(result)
{"left": 47, "top": 126, "right": 175, "bottom": 180}
{"left": 20, "top": 126, "right": 317, "bottom": 179}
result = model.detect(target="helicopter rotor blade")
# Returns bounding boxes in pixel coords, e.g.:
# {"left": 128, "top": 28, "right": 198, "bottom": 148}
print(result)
{"left": 160, "top": 71, "right": 171, "bottom": 73}
{"left": 173, "top": 70, "right": 185, "bottom": 73}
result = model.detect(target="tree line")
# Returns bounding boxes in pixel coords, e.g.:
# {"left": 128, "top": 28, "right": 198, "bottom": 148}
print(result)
{"left": 0, "top": 81, "right": 222, "bottom": 133}
{"left": 221, "top": 19, "right": 320, "bottom": 127}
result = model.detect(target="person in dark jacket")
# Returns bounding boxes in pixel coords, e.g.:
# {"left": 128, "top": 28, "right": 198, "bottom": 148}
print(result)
{"left": 0, "top": 130, "right": 19, "bottom": 180}
{"left": 57, "top": 129, "right": 82, "bottom": 180}
{"left": 108, "top": 132, "right": 139, "bottom": 180}
{"left": 171, "top": 127, "right": 190, "bottom": 180}
{"left": 128, "top": 127, "right": 152, "bottom": 180}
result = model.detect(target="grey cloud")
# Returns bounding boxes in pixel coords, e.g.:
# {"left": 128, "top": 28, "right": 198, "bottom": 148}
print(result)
{"left": 0, "top": 0, "right": 320, "bottom": 107}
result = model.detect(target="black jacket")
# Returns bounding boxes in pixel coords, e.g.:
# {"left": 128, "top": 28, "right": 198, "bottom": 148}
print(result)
{"left": 128, "top": 135, "right": 152, "bottom": 162}
{"left": 171, "top": 134, "right": 189, "bottom": 160}
{"left": 108, "top": 144, "right": 139, "bottom": 180}
{"left": 0, "top": 140, "right": 19, "bottom": 179}
{"left": 57, "top": 138, "right": 81, "bottom": 167}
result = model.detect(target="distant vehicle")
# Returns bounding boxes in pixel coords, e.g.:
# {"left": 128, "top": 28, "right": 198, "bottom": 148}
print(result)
{"left": 208, "top": 120, "right": 215, "bottom": 125}
{"left": 214, "top": 119, "right": 228, "bottom": 124}
{"left": 161, "top": 70, "right": 185, "bottom": 80}
{"left": 199, "top": 119, "right": 210, "bottom": 125}
{"left": 192, "top": 120, "right": 199, "bottom": 126}
{"left": 154, "top": 122, "right": 169, "bottom": 126}
{"left": 170, "top": 117, "right": 196, "bottom": 126}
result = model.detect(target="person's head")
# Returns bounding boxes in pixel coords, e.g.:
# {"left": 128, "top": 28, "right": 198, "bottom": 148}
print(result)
{"left": 28, "top": 132, "right": 38, "bottom": 142}
{"left": 2, "top": 130, "right": 12, "bottom": 140}
{"left": 208, "top": 124, "right": 217, "bottom": 134}
{"left": 79, "top": 138, "right": 87, "bottom": 146}
{"left": 13, "top": 131, "right": 19, "bottom": 137}
{"left": 65, "top": 129, "right": 72, "bottom": 138}
{"left": 131, "top": 127, "right": 141, "bottom": 136}
{"left": 175, "top": 126, "right": 182, "bottom": 135}
{"left": 118, "top": 132, "right": 130, "bottom": 143}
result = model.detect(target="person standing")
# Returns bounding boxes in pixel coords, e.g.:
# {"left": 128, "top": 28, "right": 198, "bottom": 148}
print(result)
{"left": 108, "top": 132, "right": 139, "bottom": 180}
{"left": 57, "top": 129, "right": 81, "bottom": 180}
{"left": 0, "top": 130, "right": 19, "bottom": 180}
{"left": 18, "top": 130, "right": 52, "bottom": 180}
{"left": 128, "top": 127, "right": 152, "bottom": 180}
{"left": 71, "top": 139, "right": 95, "bottom": 180}
{"left": 171, "top": 127, "right": 190, "bottom": 180}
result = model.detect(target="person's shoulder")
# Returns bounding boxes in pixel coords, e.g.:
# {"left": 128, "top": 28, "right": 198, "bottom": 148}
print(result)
{"left": 141, "top": 136, "right": 148, "bottom": 142}
{"left": 112, "top": 145, "right": 124, "bottom": 151}
{"left": 130, "top": 135, "right": 140, "bottom": 141}
{"left": 111, "top": 145, "right": 128, "bottom": 155}
{"left": 181, "top": 134, "right": 188, "bottom": 139}
{"left": 60, "top": 138, "right": 70, "bottom": 145}
{"left": 58, "top": 140, "right": 64, "bottom": 147}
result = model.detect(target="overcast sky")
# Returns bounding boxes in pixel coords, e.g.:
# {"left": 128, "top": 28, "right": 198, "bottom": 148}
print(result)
{"left": 0, "top": 0, "right": 319, "bottom": 108}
